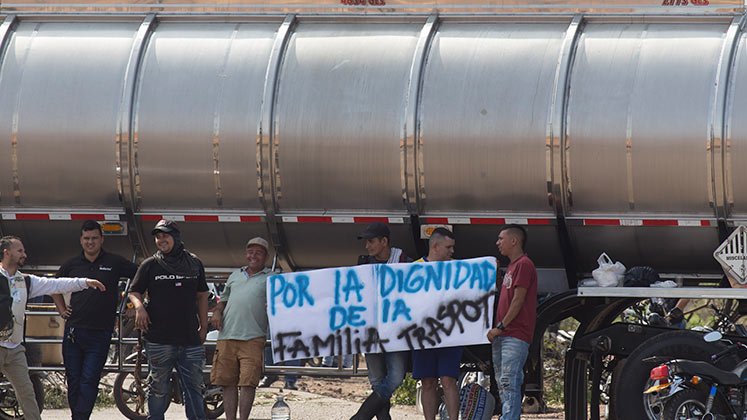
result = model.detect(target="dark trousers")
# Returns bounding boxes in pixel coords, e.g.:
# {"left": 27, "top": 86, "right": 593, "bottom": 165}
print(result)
{"left": 263, "top": 346, "right": 301, "bottom": 385}
{"left": 62, "top": 326, "right": 112, "bottom": 420}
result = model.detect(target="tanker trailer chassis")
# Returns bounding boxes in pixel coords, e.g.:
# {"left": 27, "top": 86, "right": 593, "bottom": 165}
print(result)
{"left": 527, "top": 290, "right": 642, "bottom": 418}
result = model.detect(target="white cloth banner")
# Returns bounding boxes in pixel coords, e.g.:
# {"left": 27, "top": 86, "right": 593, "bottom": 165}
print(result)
{"left": 268, "top": 256, "right": 497, "bottom": 361}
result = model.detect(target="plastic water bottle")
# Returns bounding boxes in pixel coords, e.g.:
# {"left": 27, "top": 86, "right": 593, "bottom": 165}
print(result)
{"left": 271, "top": 390, "right": 291, "bottom": 420}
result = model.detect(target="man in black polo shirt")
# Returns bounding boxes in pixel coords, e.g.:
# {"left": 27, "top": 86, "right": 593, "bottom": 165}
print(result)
{"left": 128, "top": 219, "right": 209, "bottom": 420}
{"left": 51, "top": 220, "right": 137, "bottom": 420}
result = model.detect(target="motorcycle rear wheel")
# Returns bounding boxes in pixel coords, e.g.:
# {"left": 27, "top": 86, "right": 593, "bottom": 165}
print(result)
{"left": 662, "top": 388, "right": 709, "bottom": 420}
{"left": 611, "top": 330, "right": 736, "bottom": 420}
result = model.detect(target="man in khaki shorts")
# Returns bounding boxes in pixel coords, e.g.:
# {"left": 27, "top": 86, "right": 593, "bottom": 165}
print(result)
{"left": 210, "top": 237, "right": 272, "bottom": 420}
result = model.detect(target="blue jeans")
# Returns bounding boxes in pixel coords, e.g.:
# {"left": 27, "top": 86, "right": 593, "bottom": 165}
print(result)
{"left": 62, "top": 326, "right": 112, "bottom": 420}
{"left": 322, "top": 354, "right": 353, "bottom": 368}
{"left": 365, "top": 351, "right": 408, "bottom": 399}
{"left": 145, "top": 342, "right": 205, "bottom": 420}
{"left": 491, "top": 336, "right": 530, "bottom": 420}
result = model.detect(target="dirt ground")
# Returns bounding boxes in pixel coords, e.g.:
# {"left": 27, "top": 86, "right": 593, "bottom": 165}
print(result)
{"left": 260, "top": 375, "right": 567, "bottom": 419}
{"left": 43, "top": 375, "right": 568, "bottom": 419}
{"left": 291, "top": 375, "right": 372, "bottom": 402}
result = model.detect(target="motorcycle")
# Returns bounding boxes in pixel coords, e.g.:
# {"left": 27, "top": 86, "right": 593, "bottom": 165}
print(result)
{"left": 645, "top": 331, "right": 747, "bottom": 420}
{"left": 635, "top": 300, "right": 747, "bottom": 420}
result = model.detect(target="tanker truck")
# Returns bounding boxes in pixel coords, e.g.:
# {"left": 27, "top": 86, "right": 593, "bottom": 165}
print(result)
{"left": 1, "top": 0, "right": 747, "bottom": 418}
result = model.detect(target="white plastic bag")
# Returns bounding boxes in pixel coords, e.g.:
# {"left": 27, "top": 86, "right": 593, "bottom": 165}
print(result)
{"left": 592, "top": 253, "right": 626, "bottom": 287}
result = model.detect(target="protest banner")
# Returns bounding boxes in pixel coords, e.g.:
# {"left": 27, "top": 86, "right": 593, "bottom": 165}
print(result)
{"left": 268, "top": 256, "right": 497, "bottom": 362}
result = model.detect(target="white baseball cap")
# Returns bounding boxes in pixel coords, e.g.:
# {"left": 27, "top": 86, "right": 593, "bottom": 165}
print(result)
{"left": 246, "top": 237, "right": 269, "bottom": 252}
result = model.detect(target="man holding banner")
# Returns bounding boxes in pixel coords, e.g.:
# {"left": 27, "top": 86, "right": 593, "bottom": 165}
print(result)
{"left": 412, "top": 227, "right": 461, "bottom": 420}
{"left": 486, "top": 225, "right": 537, "bottom": 420}
{"left": 264, "top": 222, "right": 498, "bottom": 420}
{"left": 351, "top": 222, "right": 412, "bottom": 420}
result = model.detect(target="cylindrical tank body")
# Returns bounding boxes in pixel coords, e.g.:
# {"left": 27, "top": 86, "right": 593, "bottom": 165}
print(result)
{"left": 0, "top": 0, "right": 743, "bottom": 285}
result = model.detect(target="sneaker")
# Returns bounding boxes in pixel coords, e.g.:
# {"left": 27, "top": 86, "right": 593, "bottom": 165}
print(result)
{"left": 284, "top": 382, "right": 298, "bottom": 390}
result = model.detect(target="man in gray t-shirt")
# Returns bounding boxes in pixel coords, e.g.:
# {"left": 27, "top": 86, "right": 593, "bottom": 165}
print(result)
{"left": 210, "top": 237, "right": 270, "bottom": 420}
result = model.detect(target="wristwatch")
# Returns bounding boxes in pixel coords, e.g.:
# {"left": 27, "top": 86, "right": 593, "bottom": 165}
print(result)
{"left": 496, "top": 321, "right": 505, "bottom": 331}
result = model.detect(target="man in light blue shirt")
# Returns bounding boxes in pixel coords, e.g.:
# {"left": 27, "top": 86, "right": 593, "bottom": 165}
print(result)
{"left": 210, "top": 237, "right": 271, "bottom": 420}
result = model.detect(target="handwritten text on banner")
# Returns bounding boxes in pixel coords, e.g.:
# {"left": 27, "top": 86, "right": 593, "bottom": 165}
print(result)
{"left": 268, "top": 257, "right": 497, "bottom": 361}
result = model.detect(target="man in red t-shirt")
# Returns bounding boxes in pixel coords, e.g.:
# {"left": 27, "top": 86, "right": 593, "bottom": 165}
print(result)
{"left": 486, "top": 224, "right": 537, "bottom": 420}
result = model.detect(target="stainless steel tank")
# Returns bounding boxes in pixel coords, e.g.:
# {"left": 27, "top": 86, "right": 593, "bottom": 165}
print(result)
{"left": 0, "top": 0, "right": 743, "bottom": 286}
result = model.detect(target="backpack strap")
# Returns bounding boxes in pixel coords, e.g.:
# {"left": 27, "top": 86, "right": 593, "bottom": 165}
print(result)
{"left": 0, "top": 274, "right": 12, "bottom": 341}
{"left": 22, "top": 276, "right": 30, "bottom": 344}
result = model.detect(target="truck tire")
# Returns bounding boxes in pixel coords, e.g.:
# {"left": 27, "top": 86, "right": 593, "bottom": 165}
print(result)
{"left": 611, "top": 330, "right": 733, "bottom": 420}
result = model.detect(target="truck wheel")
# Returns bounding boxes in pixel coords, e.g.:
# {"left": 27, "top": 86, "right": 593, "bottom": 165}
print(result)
{"left": 611, "top": 330, "right": 733, "bottom": 420}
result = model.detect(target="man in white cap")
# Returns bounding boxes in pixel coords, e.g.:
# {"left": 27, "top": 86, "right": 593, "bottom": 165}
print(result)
{"left": 209, "top": 237, "right": 272, "bottom": 420}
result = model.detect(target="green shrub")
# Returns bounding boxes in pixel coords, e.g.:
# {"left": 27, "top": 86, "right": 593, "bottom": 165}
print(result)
{"left": 542, "top": 317, "right": 579, "bottom": 407}
{"left": 392, "top": 373, "right": 417, "bottom": 406}
{"left": 95, "top": 389, "right": 115, "bottom": 408}
{"left": 41, "top": 375, "right": 115, "bottom": 410}
{"left": 42, "top": 381, "right": 68, "bottom": 409}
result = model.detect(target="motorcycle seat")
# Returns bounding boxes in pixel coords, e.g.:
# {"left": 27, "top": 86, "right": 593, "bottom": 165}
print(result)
{"left": 673, "top": 360, "right": 742, "bottom": 385}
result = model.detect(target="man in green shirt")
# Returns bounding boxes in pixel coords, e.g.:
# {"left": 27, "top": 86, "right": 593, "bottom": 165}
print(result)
{"left": 210, "top": 237, "right": 271, "bottom": 420}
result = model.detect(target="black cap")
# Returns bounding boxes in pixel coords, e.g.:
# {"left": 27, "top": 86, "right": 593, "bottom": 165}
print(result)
{"left": 151, "top": 219, "right": 179, "bottom": 236}
{"left": 358, "top": 222, "right": 390, "bottom": 240}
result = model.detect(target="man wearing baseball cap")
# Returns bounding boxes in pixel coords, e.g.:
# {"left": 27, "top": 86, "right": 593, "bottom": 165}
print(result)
{"left": 209, "top": 237, "right": 273, "bottom": 420}
{"left": 351, "top": 222, "right": 412, "bottom": 420}
{"left": 128, "top": 219, "right": 210, "bottom": 420}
